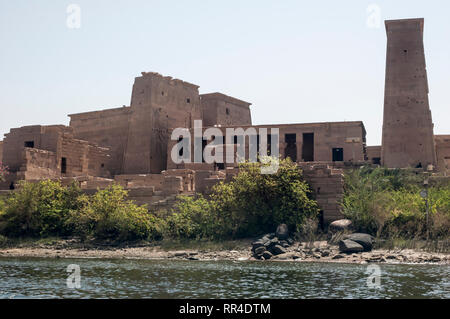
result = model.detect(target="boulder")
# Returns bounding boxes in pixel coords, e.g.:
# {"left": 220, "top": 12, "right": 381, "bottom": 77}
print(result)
{"left": 254, "top": 246, "right": 266, "bottom": 256}
{"left": 344, "top": 233, "right": 374, "bottom": 251}
{"left": 251, "top": 240, "right": 265, "bottom": 252}
{"left": 329, "top": 219, "right": 353, "bottom": 232}
{"left": 279, "top": 240, "right": 290, "bottom": 248}
{"left": 262, "top": 251, "right": 273, "bottom": 260}
{"left": 264, "top": 237, "right": 280, "bottom": 249}
{"left": 339, "top": 239, "right": 364, "bottom": 254}
{"left": 276, "top": 224, "right": 289, "bottom": 240}
{"left": 270, "top": 244, "right": 287, "bottom": 256}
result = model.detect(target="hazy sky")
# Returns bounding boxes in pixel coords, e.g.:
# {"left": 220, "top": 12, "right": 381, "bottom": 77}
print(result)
{"left": 1, "top": 0, "right": 449, "bottom": 146}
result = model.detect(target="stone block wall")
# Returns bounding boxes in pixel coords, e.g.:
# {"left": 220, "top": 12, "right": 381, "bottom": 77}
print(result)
{"left": 299, "top": 163, "right": 345, "bottom": 224}
{"left": 69, "top": 106, "right": 131, "bottom": 176}
{"left": 435, "top": 135, "right": 450, "bottom": 174}
{"left": 162, "top": 176, "right": 183, "bottom": 195}
{"left": 2, "top": 125, "right": 67, "bottom": 172}
{"left": 366, "top": 146, "right": 381, "bottom": 164}
{"left": 167, "top": 121, "right": 367, "bottom": 168}
{"left": 200, "top": 93, "right": 252, "bottom": 127}
{"left": 163, "top": 169, "right": 194, "bottom": 192}
{"left": 114, "top": 174, "right": 165, "bottom": 190}
{"left": 16, "top": 148, "right": 59, "bottom": 180}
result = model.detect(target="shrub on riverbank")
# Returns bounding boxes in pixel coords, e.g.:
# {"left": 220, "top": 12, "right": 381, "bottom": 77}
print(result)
{"left": 0, "top": 180, "right": 82, "bottom": 237}
{"left": 67, "top": 185, "right": 164, "bottom": 241}
{"left": 165, "top": 158, "right": 319, "bottom": 240}
{"left": 342, "top": 167, "right": 450, "bottom": 239}
{"left": 0, "top": 160, "right": 320, "bottom": 242}
{"left": 0, "top": 182, "right": 163, "bottom": 241}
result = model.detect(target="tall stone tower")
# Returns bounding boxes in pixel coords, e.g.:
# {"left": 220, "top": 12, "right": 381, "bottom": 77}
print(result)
{"left": 123, "top": 72, "right": 202, "bottom": 174}
{"left": 381, "top": 18, "right": 436, "bottom": 168}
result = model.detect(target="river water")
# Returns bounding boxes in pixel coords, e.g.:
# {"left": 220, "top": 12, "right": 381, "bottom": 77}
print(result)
{"left": 0, "top": 257, "right": 448, "bottom": 299}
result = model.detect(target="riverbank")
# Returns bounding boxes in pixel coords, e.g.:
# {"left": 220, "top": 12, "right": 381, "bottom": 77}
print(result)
{"left": 0, "top": 238, "right": 448, "bottom": 265}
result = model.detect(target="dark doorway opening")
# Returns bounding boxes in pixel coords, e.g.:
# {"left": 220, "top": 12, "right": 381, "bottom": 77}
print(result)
{"left": 24, "top": 141, "right": 34, "bottom": 148}
{"left": 215, "top": 162, "right": 225, "bottom": 170}
{"left": 302, "top": 133, "right": 314, "bottom": 162}
{"left": 61, "top": 157, "right": 67, "bottom": 174}
{"left": 284, "top": 134, "right": 297, "bottom": 162}
{"left": 372, "top": 157, "right": 381, "bottom": 165}
{"left": 318, "top": 210, "right": 324, "bottom": 231}
{"left": 332, "top": 148, "right": 344, "bottom": 162}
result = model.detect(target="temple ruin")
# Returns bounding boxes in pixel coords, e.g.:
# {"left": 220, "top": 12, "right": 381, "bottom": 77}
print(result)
{"left": 0, "top": 18, "right": 448, "bottom": 225}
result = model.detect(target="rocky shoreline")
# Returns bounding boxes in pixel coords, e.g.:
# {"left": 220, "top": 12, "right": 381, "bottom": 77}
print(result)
{"left": 0, "top": 240, "right": 448, "bottom": 265}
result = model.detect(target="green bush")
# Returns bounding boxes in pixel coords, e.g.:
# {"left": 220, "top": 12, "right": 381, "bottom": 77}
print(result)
{"left": 66, "top": 185, "right": 164, "bottom": 241}
{"left": 0, "top": 181, "right": 163, "bottom": 242}
{"left": 167, "top": 158, "right": 319, "bottom": 240}
{"left": 342, "top": 166, "right": 450, "bottom": 239}
{"left": 0, "top": 180, "right": 82, "bottom": 237}
{"left": 164, "top": 195, "right": 212, "bottom": 239}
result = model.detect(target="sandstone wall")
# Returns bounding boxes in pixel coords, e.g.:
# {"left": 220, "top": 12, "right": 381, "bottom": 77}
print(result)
{"left": 167, "top": 121, "right": 367, "bottom": 168}
{"left": 114, "top": 174, "right": 165, "bottom": 190}
{"left": 69, "top": 107, "right": 131, "bottom": 176}
{"left": 299, "top": 163, "right": 345, "bottom": 225}
{"left": 16, "top": 148, "right": 59, "bottom": 180}
{"left": 366, "top": 146, "right": 381, "bottom": 164}
{"left": 435, "top": 135, "right": 450, "bottom": 174}
{"left": 200, "top": 93, "right": 252, "bottom": 127}
{"left": 2, "top": 125, "right": 68, "bottom": 172}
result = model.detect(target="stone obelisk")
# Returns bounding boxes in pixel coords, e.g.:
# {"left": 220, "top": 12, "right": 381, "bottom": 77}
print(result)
{"left": 381, "top": 18, "right": 436, "bottom": 169}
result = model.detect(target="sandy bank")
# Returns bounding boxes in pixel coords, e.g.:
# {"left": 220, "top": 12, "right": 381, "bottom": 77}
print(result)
{"left": 0, "top": 240, "right": 448, "bottom": 265}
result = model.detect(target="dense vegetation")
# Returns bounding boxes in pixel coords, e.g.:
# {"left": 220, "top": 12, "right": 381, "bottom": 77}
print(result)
{"left": 0, "top": 159, "right": 319, "bottom": 242}
{"left": 0, "top": 181, "right": 163, "bottom": 241}
{"left": 1, "top": 163, "right": 448, "bottom": 244}
{"left": 342, "top": 167, "right": 450, "bottom": 239}
{"left": 165, "top": 158, "right": 319, "bottom": 239}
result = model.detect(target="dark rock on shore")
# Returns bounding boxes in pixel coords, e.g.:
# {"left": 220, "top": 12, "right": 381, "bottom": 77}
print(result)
{"left": 251, "top": 225, "right": 295, "bottom": 260}
{"left": 271, "top": 245, "right": 287, "bottom": 255}
{"left": 262, "top": 251, "right": 273, "bottom": 260}
{"left": 339, "top": 239, "right": 364, "bottom": 253}
{"left": 344, "top": 233, "right": 374, "bottom": 252}
{"left": 254, "top": 246, "right": 266, "bottom": 256}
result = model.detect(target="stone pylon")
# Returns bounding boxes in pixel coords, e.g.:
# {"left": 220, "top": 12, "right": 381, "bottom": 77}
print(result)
{"left": 381, "top": 18, "right": 436, "bottom": 169}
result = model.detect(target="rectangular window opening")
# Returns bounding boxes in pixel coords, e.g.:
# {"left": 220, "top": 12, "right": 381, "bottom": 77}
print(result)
{"left": 24, "top": 141, "right": 34, "bottom": 148}
{"left": 332, "top": 148, "right": 344, "bottom": 162}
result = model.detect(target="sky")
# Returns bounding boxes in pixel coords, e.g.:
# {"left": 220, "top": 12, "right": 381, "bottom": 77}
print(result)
{"left": 0, "top": 0, "right": 449, "bottom": 146}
